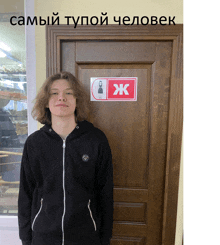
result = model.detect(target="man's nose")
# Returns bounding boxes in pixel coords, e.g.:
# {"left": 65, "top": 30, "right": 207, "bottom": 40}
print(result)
{"left": 58, "top": 93, "right": 67, "bottom": 101}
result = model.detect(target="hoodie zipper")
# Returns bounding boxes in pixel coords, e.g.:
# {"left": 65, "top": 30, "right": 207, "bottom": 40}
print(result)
{"left": 32, "top": 198, "right": 43, "bottom": 231}
{"left": 88, "top": 199, "right": 97, "bottom": 231}
{"left": 62, "top": 139, "right": 66, "bottom": 245}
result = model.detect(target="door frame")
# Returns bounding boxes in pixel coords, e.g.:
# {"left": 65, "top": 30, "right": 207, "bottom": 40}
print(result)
{"left": 46, "top": 24, "right": 183, "bottom": 245}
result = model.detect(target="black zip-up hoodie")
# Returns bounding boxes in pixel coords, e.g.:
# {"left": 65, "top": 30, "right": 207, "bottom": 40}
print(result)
{"left": 18, "top": 120, "right": 113, "bottom": 245}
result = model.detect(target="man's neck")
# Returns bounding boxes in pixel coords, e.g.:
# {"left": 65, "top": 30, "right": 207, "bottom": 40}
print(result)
{"left": 51, "top": 116, "right": 77, "bottom": 139}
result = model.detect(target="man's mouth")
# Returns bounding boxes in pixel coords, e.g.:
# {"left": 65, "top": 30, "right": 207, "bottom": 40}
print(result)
{"left": 56, "top": 104, "right": 68, "bottom": 107}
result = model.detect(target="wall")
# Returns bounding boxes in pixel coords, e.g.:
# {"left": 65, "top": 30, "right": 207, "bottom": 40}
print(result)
{"left": 35, "top": 1, "right": 183, "bottom": 245}
{"left": 175, "top": 138, "right": 183, "bottom": 245}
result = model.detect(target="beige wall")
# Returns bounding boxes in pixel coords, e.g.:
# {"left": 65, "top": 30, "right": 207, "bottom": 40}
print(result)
{"left": 175, "top": 139, "right": 183, "bottom": 245}
{"left": 35, "top": 1, "right": 183, "bottom": 244}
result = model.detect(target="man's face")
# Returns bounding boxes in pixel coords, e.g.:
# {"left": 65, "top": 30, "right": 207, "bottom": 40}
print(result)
{"left": 48, "top": 79, "right": 76, "bottom": 121}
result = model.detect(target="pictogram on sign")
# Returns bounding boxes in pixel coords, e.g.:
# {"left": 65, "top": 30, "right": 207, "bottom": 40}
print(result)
{"left": 90, "top": 77, "right": 137, "bottom": 101}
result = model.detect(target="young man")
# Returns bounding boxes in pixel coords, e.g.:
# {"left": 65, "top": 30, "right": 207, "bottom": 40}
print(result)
{"left": 18, "top": 72, "right": 113, "bottom": 245}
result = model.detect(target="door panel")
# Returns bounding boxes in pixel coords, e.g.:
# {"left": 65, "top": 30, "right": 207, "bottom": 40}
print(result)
{"left": 47, "top": 25, "right": 183, "bottom": 245}
{"left": 76, "top": 41, "right": 157, "bottom": 62}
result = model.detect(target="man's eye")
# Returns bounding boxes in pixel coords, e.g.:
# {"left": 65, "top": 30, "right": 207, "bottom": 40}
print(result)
{"left": 51, "top": 92, "right": 58, "bottom": 95}
{"left": 66, "top": 92, "right": 73, "bottom": 95}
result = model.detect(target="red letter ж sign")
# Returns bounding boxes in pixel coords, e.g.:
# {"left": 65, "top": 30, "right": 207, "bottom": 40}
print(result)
{"left": 90, "top": 77, "right": 137, "bottom": 101}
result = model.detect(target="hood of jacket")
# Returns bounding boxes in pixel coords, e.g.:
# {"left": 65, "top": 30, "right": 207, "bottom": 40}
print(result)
{"left": 40, "top": 120, "right": 95, "bottom": 139}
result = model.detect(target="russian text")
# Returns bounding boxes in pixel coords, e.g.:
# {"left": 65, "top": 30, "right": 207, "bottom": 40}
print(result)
{"left": 10, "top": 13, "right": 176, "bottom": 26}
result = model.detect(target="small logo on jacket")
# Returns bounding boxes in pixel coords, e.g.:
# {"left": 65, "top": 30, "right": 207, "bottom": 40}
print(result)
{"left": 82, "top": 154, "right": 89, "bottom": 162}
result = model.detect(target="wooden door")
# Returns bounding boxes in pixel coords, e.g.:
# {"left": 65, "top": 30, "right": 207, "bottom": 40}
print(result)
{"left": 46, "top": 25, "right": 183, "bottom": 245}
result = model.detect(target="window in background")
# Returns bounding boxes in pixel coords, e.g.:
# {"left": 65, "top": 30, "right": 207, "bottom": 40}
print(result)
{"left": 0, "top": 2, "right": 27, "bottom": 215}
